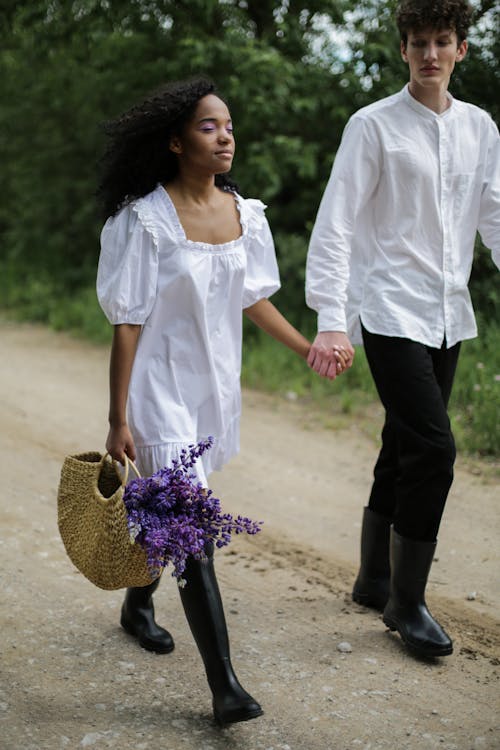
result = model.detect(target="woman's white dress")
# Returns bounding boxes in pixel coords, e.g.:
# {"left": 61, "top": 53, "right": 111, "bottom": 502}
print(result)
{"left": 97, "top": 185, "right": 280, "bottom": 485}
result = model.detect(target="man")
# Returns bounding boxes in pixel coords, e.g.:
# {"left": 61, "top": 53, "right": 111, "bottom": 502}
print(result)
{"left": 305, "top": 0, "right": 499, "bottom": 658}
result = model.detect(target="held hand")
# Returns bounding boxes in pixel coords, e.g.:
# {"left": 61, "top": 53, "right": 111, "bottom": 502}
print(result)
{"left": 105, "top": 423, "right": 137, "bottom": 464}
{"left": 307, "top": 331, "right": 355, "bottom": 380}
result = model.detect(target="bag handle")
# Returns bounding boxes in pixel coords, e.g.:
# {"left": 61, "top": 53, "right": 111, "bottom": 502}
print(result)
{"left": 102, "top": 452, "right": 141, "bottom": 486}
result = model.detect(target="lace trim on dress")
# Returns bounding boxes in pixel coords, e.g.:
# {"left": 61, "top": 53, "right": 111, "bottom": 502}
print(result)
{"left": 156, "top": 185, "right": 266, "bottom": 253}
{"left": 242, "top": 198, "right": 267, "bottom": 241}
{"left": 131, "top": 197, "right": 160, "bottom": 252}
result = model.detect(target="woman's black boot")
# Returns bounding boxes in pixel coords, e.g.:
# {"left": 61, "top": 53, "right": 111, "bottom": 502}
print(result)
{"left": 352, "top": 507, "right": 391, "bottom": 612}
{"left": 179, "top": 544, "right": 263, "bottom": 726}
{"left": 121, "top": 577, "right": 175, "bottom": 654}
{"left": 382, "top": 529, "right": 452, "bottom": 657}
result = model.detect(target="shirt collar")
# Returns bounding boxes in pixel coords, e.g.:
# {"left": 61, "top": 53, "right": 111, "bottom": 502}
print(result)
{"left": 401, "top": 83, "right": 454, "bottom": 120}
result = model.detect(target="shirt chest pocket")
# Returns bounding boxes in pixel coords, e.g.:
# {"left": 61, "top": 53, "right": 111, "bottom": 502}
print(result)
{"left": 383, "top": 142, "right": 419, "bottom": 181}
{"left": 446, "top": 172, "right": 480, "bottom": 223}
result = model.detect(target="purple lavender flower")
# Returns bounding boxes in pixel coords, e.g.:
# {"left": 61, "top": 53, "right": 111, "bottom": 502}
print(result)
{"left": 123, "top": 437, "right": 262, "bottom": 581}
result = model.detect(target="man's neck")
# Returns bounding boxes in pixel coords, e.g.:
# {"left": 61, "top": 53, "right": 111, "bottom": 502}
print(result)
{"left": 408, "top": 81, "right": 451, "bottom": 114}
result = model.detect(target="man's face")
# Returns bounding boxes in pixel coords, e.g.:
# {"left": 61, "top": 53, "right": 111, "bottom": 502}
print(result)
{"left": 401, "top": 27, "right": 467, "bottom": 92}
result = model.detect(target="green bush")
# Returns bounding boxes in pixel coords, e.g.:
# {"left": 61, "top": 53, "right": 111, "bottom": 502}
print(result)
{"left": 0, "top": 268, "right": 110, "bottom": 343}
{"left": 449, "top": 321, "right": 500, "bottom": 456}
{"left": 1, "top": 1, "right": 498, "bottom": 468}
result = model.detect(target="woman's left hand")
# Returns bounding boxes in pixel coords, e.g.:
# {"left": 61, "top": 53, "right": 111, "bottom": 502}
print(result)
{"left": 307, "top": 331, "right": 354, "bottom": 380}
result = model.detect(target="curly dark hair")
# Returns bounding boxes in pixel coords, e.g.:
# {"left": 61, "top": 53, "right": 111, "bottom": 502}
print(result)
{"left": 396, "top": 0, "right": 473, "bottom": 44}
{"left": 97, "top": 77, "right": 237, "bottom": 218}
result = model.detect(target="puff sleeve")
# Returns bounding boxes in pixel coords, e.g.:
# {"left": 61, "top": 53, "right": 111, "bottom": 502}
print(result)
{"left": 241, "top": 199, "right": 281, "bottom": 309}
{"left": 96, "top": 202, "right": 159, "bottom": 325}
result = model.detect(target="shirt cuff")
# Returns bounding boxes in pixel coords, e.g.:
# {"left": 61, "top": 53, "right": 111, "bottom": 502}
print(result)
{"left": 317, "top": 308, "right": 347, "bottom": 333}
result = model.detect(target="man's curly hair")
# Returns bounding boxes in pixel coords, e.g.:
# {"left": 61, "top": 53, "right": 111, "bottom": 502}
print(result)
{"left": 396, "top": 0, "right": 473, "bottom": 45}
{"left": 97, "top": 77, "right": 237, "bottom": 219}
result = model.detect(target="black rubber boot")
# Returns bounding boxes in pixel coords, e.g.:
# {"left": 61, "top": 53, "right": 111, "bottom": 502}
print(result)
{"left": 179, "top": 544, "right": 263, "bottom": 726}
{"left": 382, "top": 529, "right": 453, "bottom": 658}
{"left": 352, "top": 507, "right": 391, "bottom": 612}
{"left": 121, "top": 577, "right": 175, "bottom": 654}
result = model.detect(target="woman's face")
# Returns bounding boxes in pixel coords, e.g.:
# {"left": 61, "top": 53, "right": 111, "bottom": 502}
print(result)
{"left": 170, "top": 94, "right": 235, "bottom": 175}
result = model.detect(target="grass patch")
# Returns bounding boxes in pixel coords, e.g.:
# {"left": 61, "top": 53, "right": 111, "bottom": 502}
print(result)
{"left": 449, "top": 323, "right": 500, "bottom": 457}
{"left": 0, "top": 271, "right": 111, "bottom": 344}
{"left": 1, "top": 276, "right": 498, "bottom": 459}
{"left": 242, "top": 326, "right": 377, "bottom": 412}
{"left": 241, "top": 323, "right": 500, "bottom": 460}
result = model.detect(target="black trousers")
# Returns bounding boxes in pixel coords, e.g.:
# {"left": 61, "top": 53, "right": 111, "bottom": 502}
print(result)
{"left": 361, "top": 324, "right": 461, "bottom": 542}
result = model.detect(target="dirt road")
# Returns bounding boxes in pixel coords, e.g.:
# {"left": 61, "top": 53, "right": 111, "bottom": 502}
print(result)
{"left": 0, "top": 320, "right": 498, "bottom": 750}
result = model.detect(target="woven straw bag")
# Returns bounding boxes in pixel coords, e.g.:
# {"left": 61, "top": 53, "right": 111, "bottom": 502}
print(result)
{"left": 57, "top": 451, "right": 158, "bottom": 590}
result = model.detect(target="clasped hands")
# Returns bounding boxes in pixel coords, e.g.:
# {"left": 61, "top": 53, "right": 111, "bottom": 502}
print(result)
{"left": 307, "top": 331, "right": 354, "bottom": 381}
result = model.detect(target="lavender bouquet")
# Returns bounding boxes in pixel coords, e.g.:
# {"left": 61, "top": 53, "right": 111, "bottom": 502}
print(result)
{"left": 123, "top": 437, "right": 262, "bottom": 583}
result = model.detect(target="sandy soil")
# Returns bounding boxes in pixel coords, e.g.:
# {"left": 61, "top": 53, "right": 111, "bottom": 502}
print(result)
{"left": 0, "top": 320, "right": 498, "bottom": 750}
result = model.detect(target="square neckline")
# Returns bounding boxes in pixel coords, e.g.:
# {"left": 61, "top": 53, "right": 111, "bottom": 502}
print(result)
{"left": 158, "top": 185, "right": 246, "bottom": 252}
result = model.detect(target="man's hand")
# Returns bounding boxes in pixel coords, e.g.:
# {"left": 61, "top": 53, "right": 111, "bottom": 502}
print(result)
{"left": 307, "top": 331, "right": 355, "bottom": 380}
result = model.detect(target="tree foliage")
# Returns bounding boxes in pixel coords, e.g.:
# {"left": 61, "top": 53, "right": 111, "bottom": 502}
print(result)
{"left": 0, "top": 0, "right": 498, "bottom": 326}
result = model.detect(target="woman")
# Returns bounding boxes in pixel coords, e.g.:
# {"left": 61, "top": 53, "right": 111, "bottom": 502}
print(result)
{"left": 97, "top": 78, "right": 346, "bottom": 725}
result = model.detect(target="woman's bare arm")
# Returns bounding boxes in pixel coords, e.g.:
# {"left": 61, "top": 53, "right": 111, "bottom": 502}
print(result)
{"left": 106, "top": 323, "right": 142, "bottom": 462}
{"left": 244, "top": 299, "right": 350, "bottom": 376}
{"left": 243, "top": 298, "right": 311, "bottom": 359}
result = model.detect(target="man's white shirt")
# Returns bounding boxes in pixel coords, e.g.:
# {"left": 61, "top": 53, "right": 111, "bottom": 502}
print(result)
{"left": 306, "top": 84, "right": 500, "bottom": 348}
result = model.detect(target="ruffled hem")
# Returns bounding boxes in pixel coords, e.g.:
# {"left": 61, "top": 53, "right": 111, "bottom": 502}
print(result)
{"left": 134, "top": 422, "right": 240, "bottom": 489}
{"left": 135, "top": 442, "right": 210, "bottom": 487}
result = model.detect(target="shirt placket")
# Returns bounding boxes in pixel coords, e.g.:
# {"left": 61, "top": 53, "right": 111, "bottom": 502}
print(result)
{"left": 438, "top": 118, "right": 453, "bottom": 346}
